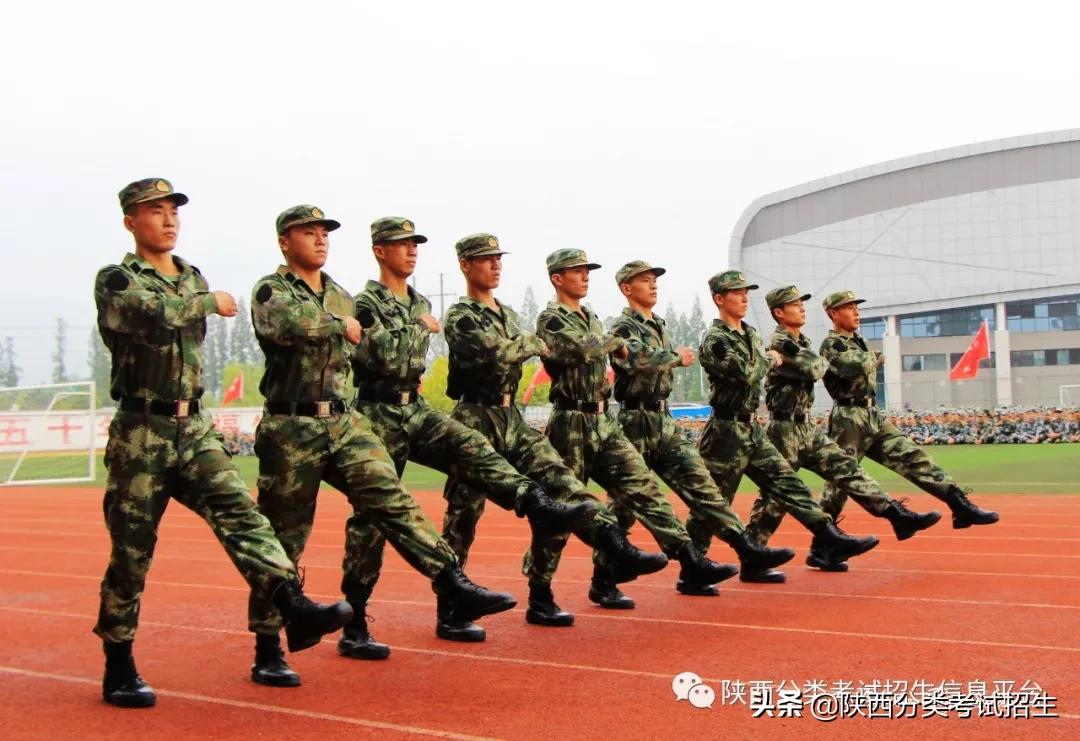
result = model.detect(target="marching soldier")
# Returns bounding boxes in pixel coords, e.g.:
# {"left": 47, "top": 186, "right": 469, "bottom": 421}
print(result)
{"left": 536, "top": 249, "right": 736, "bottom": 609}
{"left": 95, "top": 181, "right": 353, "bottom": 708}
{"left": 607, "top": 261, "right": 796, "bottom": 595}
{"left": 817, "top": 290, "right": 998, "bottom": 567}
{"left": 347, "top": 218, "right": 594, "bottom": 643}
{"left": 247, "top": 206, "right": 518, "bottom": 681}
{"left": 441, "top": 235, "right": 668, "bottom": 633}
{"left": 691, "top": 271, "right": 880, "bottom": 582}
{"left": 746, "top": 285, "right": 941, "bottom": 571}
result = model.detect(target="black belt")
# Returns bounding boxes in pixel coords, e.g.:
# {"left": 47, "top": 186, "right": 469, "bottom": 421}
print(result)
{"left": 265, "top": 399, "right": 348, "bottom": 417}
{"left": 771, "top": 411, "right": 808, "bottom": 423}
{"left": 834, "top": 397, "right": 875, "bottom": 408}
{"left": 459, "top": 391, "right": 515, "bottom": 408}
{"left": 118, "top": 397, "right": 201, "bottom": 418}
{"left": 354, "top": 387, "right": 420, "bottom": 405}
{"left": 553, "top": 398, "right": 609, "bottom": 414}
{"left": 620, "top": 399, "right": 668, "bottom": 412}
{"left": 711, "top": 406, "right": 753, "bottom": 424}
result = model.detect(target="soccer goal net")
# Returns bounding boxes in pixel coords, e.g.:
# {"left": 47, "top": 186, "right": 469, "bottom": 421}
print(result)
{"left": 1061, "top": 385, "right": 1080, "bottom": 409}
{"left": 0, "top": 381, "right": 96, "bottom": 486}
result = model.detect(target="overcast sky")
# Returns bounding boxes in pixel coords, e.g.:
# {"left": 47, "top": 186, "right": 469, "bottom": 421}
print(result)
{"left": 4, "top": 0, "right": 1080, "bottom": 384}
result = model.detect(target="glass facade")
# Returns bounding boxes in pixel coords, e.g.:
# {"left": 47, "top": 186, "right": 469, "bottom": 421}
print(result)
{"left": 898, "top": 306, "right": 994, "bottom": 338}
{"left": 861, "top": 317, "right": 886, "bottom": 340}
{"left": 1011, "top": 348, "right": 1080, "bottom": 366}
{"left": 1006, "top": 294, "right": 1080, "bottom": 332}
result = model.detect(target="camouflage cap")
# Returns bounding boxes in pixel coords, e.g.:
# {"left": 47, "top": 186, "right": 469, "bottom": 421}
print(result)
{"left": 371, "top": 216, "right": 428, "bottom": 244}
{"left": 765, "top": 285, "right": 812, "bottom": 310}
{"left": 708, "top": 270, "right": 758, "bottom": 294}
{"left": 546, "top": 248, "right": 601, "bottom": 274}
{"left": 615, "top": 260, "right": 666, "bottom": 285}
{"left": 118, "top": 177, "right": 188, "bottom": 212}
{"left": 822, "top": 289, "right": 866, "bottom": 310}
{"left": 455, "top": 233, "right": 508, "bottom": 260}
{"left": 275, "top": 204, "right": 341, "bottom": 236}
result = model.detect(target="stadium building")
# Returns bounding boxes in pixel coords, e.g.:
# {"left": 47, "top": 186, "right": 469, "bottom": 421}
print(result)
{"left": 730, "top": 129, "right": 1080, "bottom": 411}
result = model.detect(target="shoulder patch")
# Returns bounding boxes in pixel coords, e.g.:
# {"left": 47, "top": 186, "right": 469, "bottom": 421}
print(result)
{"left": 711, "top": 337, "right": 727, "bottom": 358}
{"left": 105, "top": 270, "right": 130, "bottom": 292}
{"left": 544, "top": 316, "right": 564, "bottom": 332}
{"left": 830, "top": 338, "right": 846, "bottom": 352}
{"left": 358, "top": 308, "right": 375, "bottom": 328}
{"left": 456, "top": 315, "right": 477, "bottom": 333}
{"left": 612, "top": 325, "right": 632, "bottom": 339}
{"left": 255, "top": 284, "right": 273, "bottom": 304}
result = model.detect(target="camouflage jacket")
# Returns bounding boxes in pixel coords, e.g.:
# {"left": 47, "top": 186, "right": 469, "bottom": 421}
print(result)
{"left": 94, "top": 252, "right": 217, "bottom": 401}
{"left": 609, "top": 307, "right": 682, "bottom": 403}
{"left": 536, "top": 301, "right": 625, "bottom": 403}
{"left": 352, "top": 280, "right": 432, "bottom": 395}
{"left": 444, "top": 296, "right": 546, "bottom": 400}
{"left": 764, "top": 327, "right": 829, "bottom": 414}
{"left": 819, "top": 330, "right": 881, "bottom": 402}
{"left": 699, "top": 319, "right": 777, "bottom": 414}
{"left": 251, "top": 266, "right": 355, "bottom": 402}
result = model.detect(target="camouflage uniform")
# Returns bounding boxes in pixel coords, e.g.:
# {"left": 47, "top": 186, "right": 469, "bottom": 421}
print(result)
{"left": 690, "top": 272, "right": 834, "bottom": 556}
{"left": 746, "top": 286, "right": 898, "bottom": 544}
{"left": 247, "top": 242, "right": 459, "bottom": 634}
{"left": 818, "top": 290, "right": 997, "bottom": 529}
{"left": 94, "top": 179, "right": 297, "bottom": 646}
{"left": 345, "top": 218, "right": 545, "bottom": 592}
{"left": 607, "top": 262, "right": 746, "bottom": 543}
{"left": 442, "top": 235, "right": 622, "bottom": 588}
{"left": 536, "top": 251, "right": 697, "bottom": 583}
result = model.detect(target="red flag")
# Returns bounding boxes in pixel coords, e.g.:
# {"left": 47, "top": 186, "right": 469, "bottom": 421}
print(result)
{"left": 222, "top": 372, "right": 244, "bottom": 405}
{"left": 521, "top": 365, "right": 550, "bottom": 404}
{"left": 948, "top": 321, "right": 990, "bottom": 381}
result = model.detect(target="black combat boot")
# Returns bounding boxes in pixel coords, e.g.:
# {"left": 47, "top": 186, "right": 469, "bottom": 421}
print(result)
{"left": 433, "top": 567, "right": 517, "bottom": 626}
{"left": 435, "top": 594, "right": 487, "bottom": 642}
{"left": 588, "top": 565, "right": 636, "bottom": 609}
{"left": 251, "top": 632, "right": 301, "bottom": 687}
{"left": 674, "top": 542, "right": 739, "bottom": 589}
{"left": 516, "top": 483, "right": 597, "bottom": 535}
{"left": 271, "top": 579, "right": 354, "bottom": 652}
{"left": 805, "top": 537, "right": 849, "bottom": 572}
{"left": 593, "top": 525, "right": 668, "bottom": 583}
{"left": 337, "top": 587, "right": 391, "bottom": 660}
{"left": 809, "top": 521, "right": 879, "bottom": 562}
{"left": 102, "top": 640, "right": 156, "bottom": 708}
{"left": 883, "top": 498, "right": 942, "bottom": 540}
{"left": 525, "top": 581, "right": 574, "bottom": 626}
{"left": 721, "top": 528, "right": 796, "bottom": 572}
{"left": 944, "top": 487, "right": 999, "bottom": 529}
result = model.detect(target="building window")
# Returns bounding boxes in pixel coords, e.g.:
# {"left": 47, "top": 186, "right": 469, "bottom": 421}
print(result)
{"left": 902, "top": 353, "right": 948, "bottom": 371}
{"left": 1006, "top": 294, "right": 1080, "bottom": 333}
{"left": 898, "top": 306, "right": 994, "bottom": 338}
{"left": 1010, "top": 347, "right": 1080, "bottom": 367}
{"left": 861, "top": 317, "right": 886, "bottom": 340}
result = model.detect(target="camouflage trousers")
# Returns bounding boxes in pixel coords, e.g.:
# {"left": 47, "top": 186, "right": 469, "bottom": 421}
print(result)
{"left": 690, "top": 417, "right": 832, "bottom": 551}
{"left": 613, "top": 409, "right": 745, "bottom": 538}
{"left": 822, "top": 406, "right": 960, "bottom": 518}
{"left": 248, "top": 410, "right": 457, "bottom": 634}
{"left": 343, "top": 397, "right": 534, "bottom": 591}
{"left": 443, "top": 402, "right": 619, "bottom": 584}
{"left": 748, "top": 418, "right": 893, "bottom": 543}
{"left": 96, "top": 411, "right": 295, "bottom": 644}
{"left": 536, "top": 408, "right": 692, "bottom": 582}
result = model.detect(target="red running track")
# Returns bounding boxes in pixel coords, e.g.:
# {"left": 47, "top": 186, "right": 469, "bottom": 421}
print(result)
{"left": 0, "top": 487, "right": 1078, "bottom": 739}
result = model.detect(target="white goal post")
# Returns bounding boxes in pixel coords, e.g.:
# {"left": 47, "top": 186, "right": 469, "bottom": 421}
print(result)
{"left": 0, "top": 381, "right": 96, "bottom": 486}
{"left": 1061, "top": 385, "right": 1080, "bottom": 408}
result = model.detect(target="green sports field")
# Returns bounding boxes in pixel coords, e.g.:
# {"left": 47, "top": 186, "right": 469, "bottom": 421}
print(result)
{"left": 6, "top": 443, "right": 1077, "bottom": 494}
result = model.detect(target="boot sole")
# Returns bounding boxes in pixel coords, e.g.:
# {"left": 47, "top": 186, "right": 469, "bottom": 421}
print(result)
{"left": 436, "top": 625, "right": 487, "bottom": 642}
{"left": 453, "top": 597, "right": 517, "bottom": 625}
{"left": 676, "top": 581, "right": 720, "bottom": 596}
{"left": 103, "top": 691, "right": 157, "bottom": 708}
{"left": 892, "top": 511, "right": 943, "bottom": 540}
{"left": 337, "top": 643, "right": 391, "bottom": 661}
{"left": 251, "top": 670, "right": 302, "bottom": 687}
{"left": 831, "top": 537, "right": 879, "bottom": 561}
{"left": 588, "top": 589, "right": 635, "bottom": 609}
{"left": 525, "top": 610, "right": 575, "bottom": 626}
{"left": 952, "top": 514, "right": 1000, "bottom": 529}
{"left": 805, "top": 555, "right": 849, "bottom": 572}
{"left": 741, "top": 549, "right": 796, "bottom": 571}
{"left": 739, "top": 570, "right": 786, "bottom": 584}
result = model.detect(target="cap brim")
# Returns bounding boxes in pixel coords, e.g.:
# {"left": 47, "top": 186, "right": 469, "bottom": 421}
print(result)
{"left": 129, "top": 192, "right": 189, "bottom": 209}
{"left": 549, "top": 261, "right": 602, "bottom": 273}
{"left": 464, "top": 249, "right": 509, "bottom": 258}
{"left": 279, "top": 218, "right": 341, "bottom": 235}
{"left": 378, "top": 233, "right": 428, "bottom": 244}
{"left": 827, "top": 298, "right": 866, "bottom": 309}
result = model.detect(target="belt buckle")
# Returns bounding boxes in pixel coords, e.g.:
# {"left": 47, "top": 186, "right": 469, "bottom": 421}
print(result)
{"left": 175, "top": 400, "right": 190, "bottom": 419}
{"left": 399, "top": 391, "right": 412, "bottom": 405}
{"left": 500, "top": 392, "right": 512, "bottom": 407}
{"left": 316, "top": 401, "right": 331, "bottom": 418}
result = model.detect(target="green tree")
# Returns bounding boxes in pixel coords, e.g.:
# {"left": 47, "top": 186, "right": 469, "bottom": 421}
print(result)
{"left": 52, "top": 317, "right": 68, "bottom": 383}
{"left": 519, "top": 285, "right": 539, "bottom": 330}
{"left": 0, "top": 336, "right": 20, "bottom": 387}
{"left": 519, "top": 360, "right": 550, "bottom": 405}
{"left": 419, "top": 355, "right": 454, "bottom": 413}
{"left": 229, "top": 299, "right": 263, "bottom": 365}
